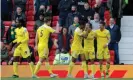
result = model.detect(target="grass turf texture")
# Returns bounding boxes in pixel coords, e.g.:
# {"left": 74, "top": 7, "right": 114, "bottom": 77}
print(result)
{"left": 1, "top": 78, "right": 133, "bottom": 80}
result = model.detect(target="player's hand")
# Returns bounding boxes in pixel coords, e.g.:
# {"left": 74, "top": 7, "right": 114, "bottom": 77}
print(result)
{"left": 103, "top": 44, "right": 108, "bottom": 48}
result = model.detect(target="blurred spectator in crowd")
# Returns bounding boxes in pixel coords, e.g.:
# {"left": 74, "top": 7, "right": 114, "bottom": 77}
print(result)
{"left": 90, "top": 13, "right": 100, "bottom": 56}
{"left": 14, "top": 0, "right": 27, "bottom": 12}
{"left": 1, "top": 0, "right": 10, "bottom": 20}
{"left": 68, "top": 16, "right": 79, "bottom": 37}
{"left": 54, "top": 28, "right": 71, "bottom": 54}
{"left": 35, "top": 5, "right": 52, "bottom": 20}
{"left": 90, "top": 13, "right": 100, "bottom": 30}
{"left": 94, "top": 0, "right": 105, "bottom": 20}
{"left": 35, "top": 0, "right": 51, "bottom": 20}
{"left": 76, "top": 0, "right": 88, "bottom": 13}
{"left": 106, "top": 18, "right": 121, "bottom": 64}
{"left": 81, "top": 3, "right": 95, "bottom": 22}
{"left": 1, "top": 20, "right": 5, "bottom": 41}
{"left": 12, "top": 6, "right": 26, "bottom": 24}
{"left": 66, "top": 5, "right": 82, "bottom": 28}
{"left": 34, "top": 14, "right": 45, "bottom": 32}
{"left": 6, "top": 20, "right": 16, "bottom": 45}
{"left": 58, "top": 0, "right": 74, "bottom": 27}
{"left": 1, "top": 42, "right": 9, "bottom": 64}
{"left": 107, "top": 0, "right": 126, "bottom": 28}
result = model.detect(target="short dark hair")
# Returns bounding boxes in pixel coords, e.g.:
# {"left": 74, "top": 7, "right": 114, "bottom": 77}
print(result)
{"left": 99, "top": 21, "right": 106, "bottom": 26}
{"left": 44, "top": 17, "right": 52, "bottom": 23}
{"left": 79, "top": 20, "right": 85, "bottom": 26}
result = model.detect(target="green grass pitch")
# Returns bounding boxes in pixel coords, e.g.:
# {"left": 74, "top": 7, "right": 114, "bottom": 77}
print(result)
{"left": 1, "top": 78, "right": 133, "bottom": 80}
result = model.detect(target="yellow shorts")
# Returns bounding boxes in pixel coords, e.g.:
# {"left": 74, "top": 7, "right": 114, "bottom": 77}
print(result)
{"left": 38, "top": 45, "right": 49, "bottom": 58}
{"left": 84, "top": 50, "right": 95, "bottom": 60}
{"left": 13, "top": 45, "right": 30, "bottom": 58}
{"left": 71, "top": 50, "right": 83, "bottom": 59}
{"left": 97, "top": 47, "right": 110, "bottom": 60}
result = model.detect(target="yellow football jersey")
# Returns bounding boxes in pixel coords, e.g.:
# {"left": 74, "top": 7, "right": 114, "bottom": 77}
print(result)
{"left": 71, "top": 27, "right": 83, "bottom": 51}
{"left": 95, "top": 29, "right": 110, "bottom": 48}
{"left": 13, "top": 27, "right": 29, "bottom": 45}
{"left": 37, "top": 24, "right": 55, "bottom": 47}
{"left": 84, "top": 30, "right": 95, "bottom": 51}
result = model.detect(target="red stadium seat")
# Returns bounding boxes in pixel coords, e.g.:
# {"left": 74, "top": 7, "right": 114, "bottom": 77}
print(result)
{"left": 52, "top": 21, "right": 58, "bottom": 27}
{"left": 28, "top": 5, "right": 34, "bottom": 10}
{"left": 53, "top": 16, "right": 59, "bottom": 21}
{"left": 29, "top": 39, "right": 35, "bottom": 44}
{"left": 26, "top": 5, "right": 29, "bottom": 11}
{"left": 27, "top": 26, "right": 34, "bottom": 32}
{"left": 27, "top": 10, "right": 34, "bottom": 16}
{"left": 49, "top": 56, "right": 55, "bottom": 61}
{"left": 28, "top": 0, "right": 34, "bottom": 5}
{"left": 29, "top": 32, "right": 36, "bottom": 38}
{"left": 27, "top": 16, "right": 34, "bottom": 21}
{"left": 27, "top": 21, "right": 35, "bottom": 26}
{"left": 3, "top": 21, "right": 11, "bottom": 26}
{"left": 109, "top": 50, "right": 115, "bottom": 62}
{"left": 49, "top": 50, "right": 56, "bottom": 56}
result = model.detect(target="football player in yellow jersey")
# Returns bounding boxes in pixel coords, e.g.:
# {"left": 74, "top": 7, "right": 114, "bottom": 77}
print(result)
{"left": 33, "top": 17, "right": 58, "bottom": 78}
{"left": 11, "top": 18, "right": 34, "bottom": 78}
{"left": 67, "top": 21, "right": 88, "bottom": 78}
{"left": 83, "top": 23, "right": 95, "bottom": 79}
{"left": 95, "top": 21, "right": 110, "bottom": 78}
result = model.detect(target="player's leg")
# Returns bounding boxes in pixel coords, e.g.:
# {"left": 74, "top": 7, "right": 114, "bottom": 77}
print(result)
{"left": 106, "top": 58, "right": 110, "bottom": 78}
{"left": 21, "top": 47, "right": 35, "bottom": 76}
{"left": 89, "top": 51, "right": 95, "bottom": 78}
{"left": 44, "top": 57, "right": 58, "bottom": 78}
{"left": 12, "top": 56, "right": 20, "bottom": 78}
{"left": 84, "top": 51, "right": 89, "bottom": 77}
{"left": 33, "top": 57, "right": 45, "bottom": 77}
{"left": 12, "top": 47, "right": 21, "bottom": 78}
{"left": 68, "top": 51, "right": 77, "bottom": 77}
{"left": 67, "top": 57, "right": 76, "bottom": 77}
{"left": 104, "top": 49, "right": 110, "bottom": 78}
{"left": 99, "top": 59, "right": 104, "bottom": 77}
{"left": 26, "top": 56, "right": 34, "bottom": 76}
{"left": 80, "top": 54, "right": 88, "bottom": 78}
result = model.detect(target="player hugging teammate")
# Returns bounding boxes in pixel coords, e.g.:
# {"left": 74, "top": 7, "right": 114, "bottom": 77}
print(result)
{"left": 11, "top": 18, "right": 110, "bottom": 79}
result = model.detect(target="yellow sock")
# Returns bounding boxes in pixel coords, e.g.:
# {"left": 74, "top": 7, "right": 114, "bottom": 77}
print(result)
{"left": 34, "top": 61, "right": 41, "bottom": 75}
{"left": 29, "top": 62, "right": 34, "bottom": 75}
{"left": 91, "top": 64, "right": 95, "bottom": 75}
{"left": 106, "top": 63, "right": 110, "bottom": 73}
{"left": 82, "top": 61, "right": 88, "bottom": 74}
{"left": 68, "top": 61, "right": 74, "bottom": 75}
{"left": 45, "top": 62, "right": 53, "bottom": 74}
{"left": 13, "top": 62, "right": 18, "bottom": 75}
{"left": 100, "top": 64, "right": 103, "bottom": 73}
{"left": 86, "top": 64, "right": 88, "bottom": 73}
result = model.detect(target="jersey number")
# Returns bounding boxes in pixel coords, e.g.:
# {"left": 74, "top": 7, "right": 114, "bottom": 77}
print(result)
{"left": 40, "top": 30, "right": 43, "bottom": 37}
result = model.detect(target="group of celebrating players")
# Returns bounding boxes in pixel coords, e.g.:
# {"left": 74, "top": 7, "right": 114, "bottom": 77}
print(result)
{"left": 11, "top": 17, "right": 110, "bottom": 79}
